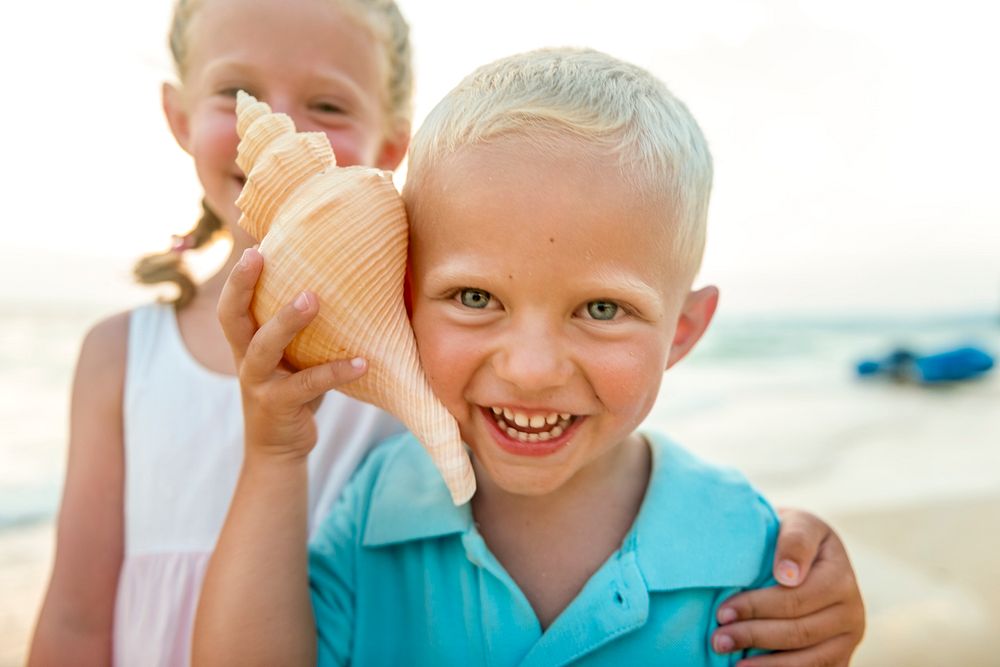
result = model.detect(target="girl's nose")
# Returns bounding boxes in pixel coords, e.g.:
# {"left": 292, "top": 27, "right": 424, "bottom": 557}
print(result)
{"left": 260, "top": 95, "right": 311, "bottom": 129}
{"left": 491, "top": 323, "right": 573, "bottom": 393}
{"left": 264, "top": 95, "right": 295, "bottom": 119}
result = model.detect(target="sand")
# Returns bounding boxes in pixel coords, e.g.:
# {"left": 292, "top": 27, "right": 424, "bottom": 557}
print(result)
{"left": 839, "top": 495, "right": 1000, "bottom": 666}
{"left": 0, "top": 523, "right": 52, "bottom": 667}
{"left": 5, "top": 496, "right": 1000, "bottom": 665}
{"left": 3, "top": 371, "right": 998, "bottom": 665}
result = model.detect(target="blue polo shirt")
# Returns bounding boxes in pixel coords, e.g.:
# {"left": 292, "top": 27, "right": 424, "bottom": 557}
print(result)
{"left": 309, "top": 432, "right": 778, "bottom": 666}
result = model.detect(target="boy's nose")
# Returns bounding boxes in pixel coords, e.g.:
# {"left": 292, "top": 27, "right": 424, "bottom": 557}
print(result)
{"left": 491, "top": 324, "right": 573, "bottom": 393}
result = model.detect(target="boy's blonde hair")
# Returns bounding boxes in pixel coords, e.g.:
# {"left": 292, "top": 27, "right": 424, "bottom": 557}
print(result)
{"left": 138, "top": 0, "right": 413, "bottom": 307}
{"left": 406, "top": 48, "right": 713, "bottom": 279}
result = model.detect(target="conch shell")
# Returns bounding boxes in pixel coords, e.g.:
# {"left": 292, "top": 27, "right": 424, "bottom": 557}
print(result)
{"left": 234, "top": 92, "right": 475, "bottom": 505}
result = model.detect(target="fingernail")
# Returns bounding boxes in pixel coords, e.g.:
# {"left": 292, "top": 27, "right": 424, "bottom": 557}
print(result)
{"left": 713, "top": 634, "right": 735, "bottom": 654}
{"left": 294, "top": 291, "right": 310, "bottom": 311}
{"left": 350, "top": 357, "right": 366, "bottom": 369}
{"left": 718, "top": 607, "right": 738, "bottom": 624}
{"left": 776, "top": 559, "right": 800, "bottom": 586}
{"left": 237, "top": 248, "right": 252, "bottom": 269}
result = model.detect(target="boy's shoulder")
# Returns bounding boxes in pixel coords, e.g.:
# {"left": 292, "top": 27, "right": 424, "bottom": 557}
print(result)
{"left": 634, "top": 432, "right": 779, "bottom": 590}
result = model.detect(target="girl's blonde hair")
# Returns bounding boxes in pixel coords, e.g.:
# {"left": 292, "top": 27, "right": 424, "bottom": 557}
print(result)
{"left": 405, "top": 48, "right": 713, "bottom": 280}
{"left": 135, "top": 0, "right": 412, "bottom": 307}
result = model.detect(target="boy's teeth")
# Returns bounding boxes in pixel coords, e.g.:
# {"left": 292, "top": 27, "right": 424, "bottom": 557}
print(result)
{"left": 489, "top": 406, "right": 575, "bottom": 442}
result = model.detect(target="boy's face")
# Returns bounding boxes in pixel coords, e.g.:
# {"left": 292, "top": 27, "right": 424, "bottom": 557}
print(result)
{"left": 408, "top": 135, "right": 716, "bottom": 497}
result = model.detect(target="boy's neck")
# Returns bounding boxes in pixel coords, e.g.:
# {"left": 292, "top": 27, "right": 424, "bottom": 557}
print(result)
{"left": 470, "top": 433, "right": 652, "bottom": 629}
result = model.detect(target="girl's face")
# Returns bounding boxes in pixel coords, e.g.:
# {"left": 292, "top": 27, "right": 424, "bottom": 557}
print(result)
{"left": 163, "top": 0, "right": 408, "bottom": 232}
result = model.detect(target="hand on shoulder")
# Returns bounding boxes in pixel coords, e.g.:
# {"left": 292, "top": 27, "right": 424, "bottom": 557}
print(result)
{"left": 712, "top": 509, "right": 865, "bottom": 665}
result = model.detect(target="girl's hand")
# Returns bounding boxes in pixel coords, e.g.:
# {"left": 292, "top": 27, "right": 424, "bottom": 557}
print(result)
{"left": 712, "top": 509, "right": 865, "bottom": 666}
{"left": 218, "top": 247, "right": 368, "bottom": 461}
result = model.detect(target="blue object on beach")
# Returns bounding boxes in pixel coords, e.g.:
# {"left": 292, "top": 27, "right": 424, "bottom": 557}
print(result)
{"left": 855, "top": 345, "right": 995, "bottom": 384}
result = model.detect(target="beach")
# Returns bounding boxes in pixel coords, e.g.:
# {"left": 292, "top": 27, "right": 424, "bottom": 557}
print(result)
{"left": 2, "top": 305, "right": 998, "bottom": 665}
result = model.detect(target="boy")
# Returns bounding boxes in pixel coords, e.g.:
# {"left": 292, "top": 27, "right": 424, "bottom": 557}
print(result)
{"left": 195, "top": 48, "right": 858, "bottom": 665}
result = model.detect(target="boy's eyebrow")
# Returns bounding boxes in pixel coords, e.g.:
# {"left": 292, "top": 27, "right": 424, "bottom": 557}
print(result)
{"left": 583, "top": 270, "right": 666, "bottom": 308}
{"left": 420, "top": 259, "right": 491, "bottom": 287}
{"left": 423, "top": 261, "right": 665, "bottom": 305}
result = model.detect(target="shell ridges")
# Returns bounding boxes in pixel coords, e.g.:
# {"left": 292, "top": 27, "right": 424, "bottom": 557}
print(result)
{"left": 235, "top": 93, "right": 475, "bottom": 504}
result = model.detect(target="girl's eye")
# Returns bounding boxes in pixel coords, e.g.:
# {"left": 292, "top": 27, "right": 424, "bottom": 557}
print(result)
{"left": 459, "top": 289, "right": 492, "bottom": 309}
{"left": 218, "top": 87, "right": 246, "bottom": 98}
{"left": 314, "top": 101, "right": 346, "bottom": 114}
{"left": 585, "top": 300, "right": 619, "bottom": 321}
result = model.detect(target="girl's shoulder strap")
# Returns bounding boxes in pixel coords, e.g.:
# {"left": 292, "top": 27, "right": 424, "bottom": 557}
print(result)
{"left": 125, "top": 302, "right": 174, "bottom": 383}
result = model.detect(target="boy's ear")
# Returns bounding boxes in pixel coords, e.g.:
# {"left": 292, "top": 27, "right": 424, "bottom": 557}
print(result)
{"left": 665, "top": 285, "right": 719, "bottom": 370}
{"left": 374, "top": 120, "right": 411, "bottom": 171}
{"left": 162, "top": 82, "right": 191, "bottom": 154}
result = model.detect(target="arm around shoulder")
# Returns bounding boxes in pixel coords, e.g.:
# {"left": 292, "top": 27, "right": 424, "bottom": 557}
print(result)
{"left": 28, "top": 312, "right": 130, "bottom": 666}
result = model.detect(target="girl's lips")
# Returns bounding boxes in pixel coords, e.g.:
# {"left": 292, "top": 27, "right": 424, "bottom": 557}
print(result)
{"left": 478, "top": 406, "right": 583, "bottom": 457}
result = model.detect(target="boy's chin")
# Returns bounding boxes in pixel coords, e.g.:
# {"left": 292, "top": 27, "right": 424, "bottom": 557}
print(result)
{"left": 472, "top": 457, "right": 574, "bottom": 499}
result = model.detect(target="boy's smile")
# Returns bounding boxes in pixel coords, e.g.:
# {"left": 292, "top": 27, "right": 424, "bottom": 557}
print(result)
{"left": 408, "top": 134, "right": 712, "bottom": 499}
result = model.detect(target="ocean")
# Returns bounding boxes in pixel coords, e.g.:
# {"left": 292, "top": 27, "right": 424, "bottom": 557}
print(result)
{"left": 3, "top": 298, "right": 997, "bottom": 534}
{"left": 3, "top": 295, "right": 1000, "bottom": 666}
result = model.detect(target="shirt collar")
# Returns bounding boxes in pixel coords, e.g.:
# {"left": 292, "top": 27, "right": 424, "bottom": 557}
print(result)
{"left": 362, "top": 433, "right": 776, "bottom": 592}
{"left": 630, "top": 433, "right": 777, "bottom": 591}
{"left": 362, "top": 436, "right": 473, "bottom": 547}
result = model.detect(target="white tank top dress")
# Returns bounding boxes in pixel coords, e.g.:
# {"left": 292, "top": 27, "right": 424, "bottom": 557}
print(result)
{"left": 113, "top": 302, "right": 403, "bottom": 666}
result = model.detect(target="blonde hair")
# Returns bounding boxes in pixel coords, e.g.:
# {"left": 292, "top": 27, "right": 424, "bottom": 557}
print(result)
{"left": 405, "top": 47, "right": 713, "bottom": 277}
{"left": 136, "top": 0, "right": 413, "bottom": 307}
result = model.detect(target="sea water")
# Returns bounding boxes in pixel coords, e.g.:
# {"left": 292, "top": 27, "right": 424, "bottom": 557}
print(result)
{"left": 2, "top": 299, "right": 998, "bottom": 534}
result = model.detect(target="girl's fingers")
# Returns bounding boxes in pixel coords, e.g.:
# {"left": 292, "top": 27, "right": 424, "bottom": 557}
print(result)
{"left": 274, "top": 357, "right": 368, "bottom": 408}
{"left": 719, "top": 528, "right": 858, "bottom": 622}
{"left": 218, "top": 248, "right": 264, "bottom": 364}
{"left": 713, "top": 603, "right": 851, "bottom": 653}
{"left": 732, "top": 634, "right": 859, "bottom": 667}
{"left": 241, "top": 290, "right": 318, "bottom": 384}
{"left": 771, "top": 508, "right": 831, "bottom": 586}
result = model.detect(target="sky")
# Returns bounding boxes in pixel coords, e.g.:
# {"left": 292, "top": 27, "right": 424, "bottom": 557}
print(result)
{"left": 3, "top": 0, "right": 998, "bottom": 316}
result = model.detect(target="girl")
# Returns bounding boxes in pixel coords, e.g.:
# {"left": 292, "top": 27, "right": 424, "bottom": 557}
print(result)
{"left": 29, "top": 1, "right": 409, "bottom": 664}
{"left": 28, "top": 0, "right": 862, "bottom": 665}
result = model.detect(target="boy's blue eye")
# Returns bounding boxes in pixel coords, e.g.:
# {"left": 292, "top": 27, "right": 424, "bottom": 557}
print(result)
{"left": 459, "top": 289, "right": 491, "bottom": 309}
{"left": 586, "top": 301, "right": 619, "bottom": 320}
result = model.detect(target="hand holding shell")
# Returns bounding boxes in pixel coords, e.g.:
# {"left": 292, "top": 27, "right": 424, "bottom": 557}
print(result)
{"left": 234, "top": 92, "right": 475, "bottom": 504}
